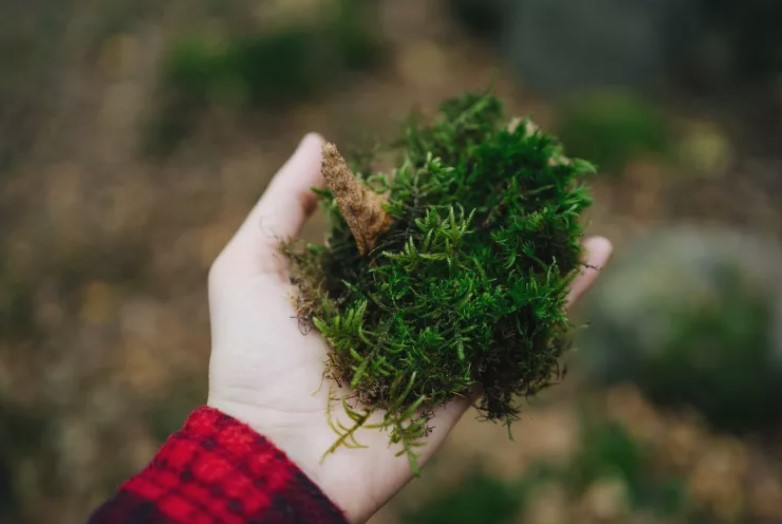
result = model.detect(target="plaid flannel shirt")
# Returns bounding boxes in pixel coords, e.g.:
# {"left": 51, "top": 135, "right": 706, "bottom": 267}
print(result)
{"left": 89, "top": 407, "right": 347, "bottom": 524}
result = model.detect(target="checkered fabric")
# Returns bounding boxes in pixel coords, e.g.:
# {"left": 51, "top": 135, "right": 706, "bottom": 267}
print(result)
{"left": 89, "top": 407, "right": 347, "bottom": 524}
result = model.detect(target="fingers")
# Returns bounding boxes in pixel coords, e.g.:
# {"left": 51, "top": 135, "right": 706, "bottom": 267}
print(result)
{"left": 216, "top": 133, "right": 325, "bottom": 277}
{"left": 423, "top": 237, "right": 611, "bottom": 456}
{"left": 566, "top": 236, "right": 612, "bottom": 308}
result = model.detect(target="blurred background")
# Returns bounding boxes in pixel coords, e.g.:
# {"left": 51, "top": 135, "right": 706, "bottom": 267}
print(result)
{"left": 1, "top": 0, "right": 781, "bottom": 522}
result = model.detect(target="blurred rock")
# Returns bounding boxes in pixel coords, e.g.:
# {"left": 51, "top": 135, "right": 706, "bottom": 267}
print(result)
{"left": 578, "top": 227, "right": 782, "bottom": 432}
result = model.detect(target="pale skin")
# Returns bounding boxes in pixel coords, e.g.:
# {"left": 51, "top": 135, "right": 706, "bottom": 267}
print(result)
{"left": 207, "top": 133, "right": 613, "bottom": 523}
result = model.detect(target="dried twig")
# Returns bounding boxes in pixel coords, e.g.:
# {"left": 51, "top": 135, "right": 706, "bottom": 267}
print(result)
{"left": 321, "top": 143, "right": 393, "bottom": 255}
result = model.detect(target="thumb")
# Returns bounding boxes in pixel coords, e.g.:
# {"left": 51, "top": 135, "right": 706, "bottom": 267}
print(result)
{"left": 218, "top": 133, "right": 326, "bottom": 278}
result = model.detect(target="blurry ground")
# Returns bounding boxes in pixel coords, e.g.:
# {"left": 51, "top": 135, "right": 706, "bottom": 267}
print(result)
{"left": 1, "top": 0, "right": 781, "bottom": 523}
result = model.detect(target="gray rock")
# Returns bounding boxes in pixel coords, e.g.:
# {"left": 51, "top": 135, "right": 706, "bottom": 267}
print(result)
{"left": 576, "top": 226, "right": 782, "bottom": 432}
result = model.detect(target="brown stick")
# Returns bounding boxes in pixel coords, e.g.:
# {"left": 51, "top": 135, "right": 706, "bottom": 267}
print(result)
{"left": 321, "top": 143, "right": 393, "bottom": 255}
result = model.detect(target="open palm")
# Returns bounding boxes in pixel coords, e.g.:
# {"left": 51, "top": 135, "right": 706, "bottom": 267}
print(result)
{"left": 206, "top": 134, "right": 612, "bottom": 523}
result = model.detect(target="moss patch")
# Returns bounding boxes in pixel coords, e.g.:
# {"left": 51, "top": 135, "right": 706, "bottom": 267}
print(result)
{"left": 285, "top": 92, "right": 593, "bottom": 468}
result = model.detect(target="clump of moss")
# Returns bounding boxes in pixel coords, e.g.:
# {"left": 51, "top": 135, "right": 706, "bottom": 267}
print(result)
{"left": 286, "top": 93, "right": 593, "bottom": 467}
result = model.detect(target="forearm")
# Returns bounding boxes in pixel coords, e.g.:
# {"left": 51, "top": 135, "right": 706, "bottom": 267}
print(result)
{"left": 89, "top": 407, "right": 347, "bottom": 524}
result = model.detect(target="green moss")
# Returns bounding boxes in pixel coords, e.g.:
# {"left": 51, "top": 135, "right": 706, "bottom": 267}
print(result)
{"left": 287, "top": 92, "right": 593, "bottom": 467}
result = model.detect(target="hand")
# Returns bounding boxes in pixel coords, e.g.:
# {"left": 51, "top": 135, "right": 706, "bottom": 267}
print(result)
{"left": 206, "top": 134, "right": 612, "bottom": 523}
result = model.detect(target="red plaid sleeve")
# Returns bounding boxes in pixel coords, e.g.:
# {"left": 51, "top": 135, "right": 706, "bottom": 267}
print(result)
{"left": 89, "top": 407, "right": 347, "bottom": 524}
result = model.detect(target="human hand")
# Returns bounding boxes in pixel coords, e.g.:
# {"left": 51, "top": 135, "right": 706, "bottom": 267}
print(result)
{"left": 206, "top": 134, "right": 612, "bottom": 523}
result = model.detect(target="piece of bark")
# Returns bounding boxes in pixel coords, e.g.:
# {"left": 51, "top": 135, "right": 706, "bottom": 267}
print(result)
{"left": 321, "top": 143, "right": 393, "bottom": 255}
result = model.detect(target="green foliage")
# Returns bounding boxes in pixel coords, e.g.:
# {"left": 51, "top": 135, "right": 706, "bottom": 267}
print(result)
{"left": 288, "top": 92, "right": 593, "bottom": 465}
{"left": 406, "top": 418, "right": 686, "bottom": 523}
{"left": 556, "top": 91, "right": 673, "bottom": 172}
{"left": 329, "top": 0, "right": 383, "bottom": 70}
{"left": 569, "top": 421, "right": 642, "bottom": 492}
{"left": 164, "top": 30, "right": 321, "bottom": 108}
{"left": 404, "top": 469, "right": 525, "bottom": 524}
{"left": 568, "top": 421, "right": 686, "bottom": 515}
{"left": 145, "top": 0, "right": 382, "bottom": 156}
{"left": 578, "top": 228, "right": 782, "bottom": 432}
